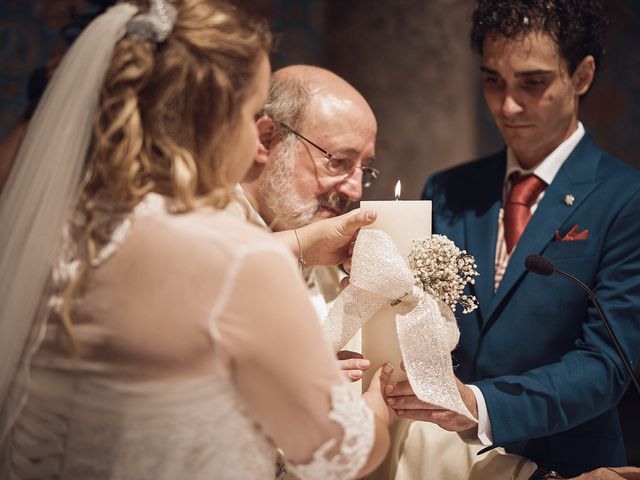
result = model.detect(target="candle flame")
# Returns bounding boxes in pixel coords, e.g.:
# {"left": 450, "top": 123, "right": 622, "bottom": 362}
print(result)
{"left": 394, "top": 180, "right": 401, "bottom": 200}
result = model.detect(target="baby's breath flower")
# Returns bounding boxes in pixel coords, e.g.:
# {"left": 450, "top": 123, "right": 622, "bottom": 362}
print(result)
{"left": 408, "top": 235, "right": 479, "bottom": 314}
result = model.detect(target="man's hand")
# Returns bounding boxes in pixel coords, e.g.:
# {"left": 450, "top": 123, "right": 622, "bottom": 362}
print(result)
{"left": 570, "top": 467, "right": 640, "bottom": 480}
{"left": 339, "top": 240, "right": 356, "bottom": 289}
{"left": 298, "top": 208, "right": 376, "bottom": 266}
{"left": 337, "top": 350, "right": 370, "bottom": 382}
{"left": 385, "top": 374, "right": 479, "bottom": 438}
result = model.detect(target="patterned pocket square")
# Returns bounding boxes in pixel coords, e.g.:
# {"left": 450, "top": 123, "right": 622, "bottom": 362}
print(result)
{"left": 555, "top": 224, "right": 589, "bottom": 241}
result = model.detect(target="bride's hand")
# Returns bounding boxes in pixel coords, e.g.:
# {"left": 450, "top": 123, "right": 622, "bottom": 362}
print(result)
{"left": 290, "top": 208, "right": 377, "bottom": 267}
{"left": 362, "top": 363, "right": 397, "bottom": 426}
{"left": 337, "top": 350, "right": 370, "bottom": 382}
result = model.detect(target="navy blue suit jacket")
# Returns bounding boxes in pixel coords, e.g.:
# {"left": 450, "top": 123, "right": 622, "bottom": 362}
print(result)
{"left": 422, "top": 134, "right": 640, "bottom": 476}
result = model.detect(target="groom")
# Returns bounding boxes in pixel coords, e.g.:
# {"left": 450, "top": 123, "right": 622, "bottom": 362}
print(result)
{"left": 388, "top": 0, "right": 640, "bottom": 477}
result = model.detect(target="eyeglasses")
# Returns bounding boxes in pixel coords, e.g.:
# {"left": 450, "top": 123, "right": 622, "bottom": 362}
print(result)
{"left": 277, "top": 122, "right": 380, "bottom": 188}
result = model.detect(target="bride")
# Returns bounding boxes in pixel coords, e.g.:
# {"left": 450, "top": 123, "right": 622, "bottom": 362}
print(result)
{"left": 0, "top": 1, "right": 393, "bottom": 478}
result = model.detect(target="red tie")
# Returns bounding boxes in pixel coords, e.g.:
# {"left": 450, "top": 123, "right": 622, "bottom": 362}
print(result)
{"left": 504, "top": 174, "right": 546, "bottom": 254}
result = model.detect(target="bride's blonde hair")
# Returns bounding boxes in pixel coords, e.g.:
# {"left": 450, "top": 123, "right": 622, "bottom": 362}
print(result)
{"left": 59, "top": 0, "right": 270, "bottom": 351}
{"left": 89, "top": 0, "right": 270, "bottom": 209}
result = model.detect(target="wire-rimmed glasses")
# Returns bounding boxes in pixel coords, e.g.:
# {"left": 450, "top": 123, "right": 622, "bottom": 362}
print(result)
{"left": 277, "top": 122, "right": 380, "bottom": 188}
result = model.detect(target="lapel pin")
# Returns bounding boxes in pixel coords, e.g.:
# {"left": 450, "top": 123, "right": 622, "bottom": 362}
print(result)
{"left": 564, "top": 194, "right": 575, "bottom": 206}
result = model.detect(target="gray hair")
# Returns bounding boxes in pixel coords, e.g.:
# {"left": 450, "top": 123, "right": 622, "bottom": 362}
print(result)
{"left": 261, "top": 75, "right": 310, "bottom": 133}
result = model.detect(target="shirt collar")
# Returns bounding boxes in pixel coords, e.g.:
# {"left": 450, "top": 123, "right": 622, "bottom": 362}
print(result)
{"left": 505, "top": 121, "right": 585, "bottom": 187}
{"left": 234, "top": 184, "right": 269, "bottom": 229}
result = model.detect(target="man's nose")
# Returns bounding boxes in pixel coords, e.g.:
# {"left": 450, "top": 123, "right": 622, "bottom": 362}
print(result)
{"left": 337, "top": 168, "right": 363, "bottom": 202}
{"left": 502, "top": 93, "right": 524, "bottom": 117}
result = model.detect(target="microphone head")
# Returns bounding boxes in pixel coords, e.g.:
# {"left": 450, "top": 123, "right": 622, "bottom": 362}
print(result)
{"left": 525, "top": 254, "right": 555, "bottom": 276}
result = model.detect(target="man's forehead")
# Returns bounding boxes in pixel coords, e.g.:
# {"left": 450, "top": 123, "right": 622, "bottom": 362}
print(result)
{"left": 482, "top": 31, "right": 566, "bottom": 72}
{"left": 306, "top": 90, "right": 374, "bottom": 122}
{"left": 313, "top": 92, "right": 357, "bottom": 118}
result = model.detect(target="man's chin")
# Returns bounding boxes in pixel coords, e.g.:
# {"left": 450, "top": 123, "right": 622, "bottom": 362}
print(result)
{"left": 503, "top": 133, "right": 535, "bottom": 153}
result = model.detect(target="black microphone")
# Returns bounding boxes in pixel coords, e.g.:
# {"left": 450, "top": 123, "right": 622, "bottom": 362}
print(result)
{"left": 525, "top": 254, "right": 640, "bottom": 395}
{"left": 524, "top": 254, "right": 555, "bottom": 276}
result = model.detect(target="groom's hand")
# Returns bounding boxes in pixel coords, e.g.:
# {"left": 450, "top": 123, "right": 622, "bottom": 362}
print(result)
{"left": 336, "top": 350, "right": 370, "bottom": 382}
{"left": 385, "top": 376, "right": 479, "bottom": 435}
{"left": 570, "top": 466, "right": 640, "bottom": 479}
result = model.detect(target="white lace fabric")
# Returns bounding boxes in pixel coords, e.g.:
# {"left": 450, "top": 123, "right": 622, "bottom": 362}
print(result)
{"left": 6, "top": 194, "right": 375, "bottom": 479}
{"left": 290, "top": 384, "right": 374, "bottom": 480}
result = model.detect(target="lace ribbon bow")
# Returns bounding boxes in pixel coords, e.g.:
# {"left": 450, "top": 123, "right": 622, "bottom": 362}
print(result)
{"left": 323, "top": 229, "right": 476, "bottom": 420}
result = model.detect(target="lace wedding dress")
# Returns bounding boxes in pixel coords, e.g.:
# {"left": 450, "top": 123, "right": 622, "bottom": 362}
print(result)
{"left": 5, "top": 194, "right": 374, "bottom": 480}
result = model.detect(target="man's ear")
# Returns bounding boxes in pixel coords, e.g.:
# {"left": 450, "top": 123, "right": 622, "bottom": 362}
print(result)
{"left": 572, "top": 55, "right": 596, "bottom": 96}
{"left": 255, "top": 116, "right": 277, "bottom": 165}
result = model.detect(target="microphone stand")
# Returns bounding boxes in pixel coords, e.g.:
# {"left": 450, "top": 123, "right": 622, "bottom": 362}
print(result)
{"left": 553, "top": 269, "right": 640, "bottom": 395}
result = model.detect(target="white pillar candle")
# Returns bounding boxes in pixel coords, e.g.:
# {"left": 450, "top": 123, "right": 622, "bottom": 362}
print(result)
{"left": 359, "top": 182, "right": 431, "bottom": 386}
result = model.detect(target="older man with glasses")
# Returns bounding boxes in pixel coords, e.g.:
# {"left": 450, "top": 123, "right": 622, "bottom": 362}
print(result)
{"left": 241, "top": 65, "right": 378, "bottom": 359}
{"left": 238, "top": 64, "right": 380, "bottom": 480}
{"left": 242, "top": 64, "right": 379, "bottom": 231}
{"left": 240, "top": 62, "right": 378, "bottom": 363}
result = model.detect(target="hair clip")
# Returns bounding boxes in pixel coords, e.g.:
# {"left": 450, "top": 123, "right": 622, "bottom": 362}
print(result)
{"left": 126, "top": 0, "right": 177, "bottom": 43}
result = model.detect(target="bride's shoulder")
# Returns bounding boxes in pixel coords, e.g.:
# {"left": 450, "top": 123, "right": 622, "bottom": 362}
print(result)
{"left": 127, "top": 195, "right": 285, "bottom": 259}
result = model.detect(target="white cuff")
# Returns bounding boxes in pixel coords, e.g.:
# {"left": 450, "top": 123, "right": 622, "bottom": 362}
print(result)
{"left": 466, "top": 384, "right": 493, "bottom": 446}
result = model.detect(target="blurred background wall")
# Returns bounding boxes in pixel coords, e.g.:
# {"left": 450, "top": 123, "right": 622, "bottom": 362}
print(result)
{"left": 1, "top": 0, "right": 639, "bottom": 464}
{"left": 2, "top": 0, "right": 639, "bottom": 197}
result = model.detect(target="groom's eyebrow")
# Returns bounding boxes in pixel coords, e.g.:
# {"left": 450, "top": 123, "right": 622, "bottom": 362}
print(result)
{"left": 515, "top": 69, "right": 554, "bottom": 78}
{"left": 480, "top": 66, "right": 500, "bottom": 75}
{"left": 480, "top": 66, "right": 554, "bottom": 77}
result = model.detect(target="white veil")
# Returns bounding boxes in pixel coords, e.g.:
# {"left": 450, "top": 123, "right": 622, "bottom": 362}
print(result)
{"left": 0, "top": 2, "right": 138, "bottom": 451}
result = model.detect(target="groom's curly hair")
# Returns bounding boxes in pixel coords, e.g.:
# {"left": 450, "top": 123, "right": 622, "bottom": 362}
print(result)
{"left": 470, "top": 0, "right": 609, "bottom": 76}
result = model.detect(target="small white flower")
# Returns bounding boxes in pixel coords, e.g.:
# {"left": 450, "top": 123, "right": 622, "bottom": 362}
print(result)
{"left": 408, "top": 235, "right": 479, "bottom": 314}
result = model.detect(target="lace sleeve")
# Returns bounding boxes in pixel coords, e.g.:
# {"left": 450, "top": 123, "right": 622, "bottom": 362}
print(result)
{"left": 289, "top": 383, "right": 374, "bottom": 480}
{"left": 213, "top": 244, "right": 376, "bottom": 480}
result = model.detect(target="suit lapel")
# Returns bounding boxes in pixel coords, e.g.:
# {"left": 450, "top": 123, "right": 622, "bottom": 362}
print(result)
{"left": 463, "top": 154, "right": 504, "bottom": 321}
{"left": 484, "top": 134, "right": 602, "bottom": 325}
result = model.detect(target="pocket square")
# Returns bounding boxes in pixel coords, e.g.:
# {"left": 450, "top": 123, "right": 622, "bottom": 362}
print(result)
{"left": 555, "top": 224, "right": 589, "bottom": 241}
